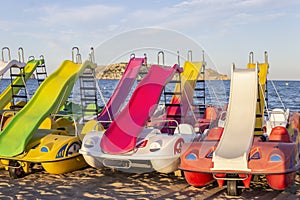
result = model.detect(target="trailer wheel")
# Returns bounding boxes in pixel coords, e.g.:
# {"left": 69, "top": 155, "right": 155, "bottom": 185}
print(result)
{"left": 227, "top": 180, "right": 238, "bottom": 196}
{"left": 8, "top": 161, "right": 24, "bottom": 179}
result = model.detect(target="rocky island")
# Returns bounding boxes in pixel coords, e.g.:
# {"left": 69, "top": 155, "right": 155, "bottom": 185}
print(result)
{"left": 95, "top": 62, "right": 230, "bottom": 80}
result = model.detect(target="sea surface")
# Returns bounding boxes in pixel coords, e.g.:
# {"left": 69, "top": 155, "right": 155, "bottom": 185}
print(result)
{"left": 0, "top": 78, "right": 299, "bottom": 113}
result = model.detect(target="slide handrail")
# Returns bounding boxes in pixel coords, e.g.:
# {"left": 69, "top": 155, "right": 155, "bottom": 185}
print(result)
{"left": 2, "top": 47, "right": 11, "bottom": 62}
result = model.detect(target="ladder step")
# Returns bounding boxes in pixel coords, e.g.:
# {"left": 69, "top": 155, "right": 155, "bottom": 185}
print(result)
{"left": 82, "top": 94, "right": 97, "bottom": 97}
{"left": 138, "top": 72, "right": 148, "bottom": 75}
{"left": 36, "top": 72, "right": 47, "bottom": 74}
{"left": 12, "top": 95, "right": 27, "bottom": 98}
{"left": 81, "top": 79, "right": 95, "bottom": 83}
{"left": 10, "top": 74, "right": 24, "bottom": 77}
{"left": 196, "top": 80, "right": 205, "bottom": 83}
{"left": 11, "top": 84, "right": 25, "bottom": 87}
{"left": 165, "top": 104, "right": 181, "bottom": 107}
{"left": 80, "top": 87, "right": 96, "bottom": 90}
{"left": 169, "top": 80, "right": 181, "bottom": 84}
{"left": 81, "top": 98, "right": 97, "bottom": 102}
{"left": 194, "top": 88, "right": 205, "bottom": 91}
{"left": 166, "top": 115, "right": 181, "bottom": 118}
{"left": 193, "top": 96, "right": 205, "bottom": 99}
{"left": 82, "top": 109, "right": 98, "bottom": 112}
{"left": 164, "top": 92, "right": 181, "bottom": 95}
{"left": 80, "top": 75, "right": 94, "bottom": 79}
{"left": 254, "top": 128, "right": 263, "bottom": 132}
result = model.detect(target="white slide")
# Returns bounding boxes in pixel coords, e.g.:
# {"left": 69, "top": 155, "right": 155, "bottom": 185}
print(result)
{"left": 0, "top": 60, "right": 26, "bottom": 76}
{"left": 211, "top": 65, "right": 257, "bottom": 172}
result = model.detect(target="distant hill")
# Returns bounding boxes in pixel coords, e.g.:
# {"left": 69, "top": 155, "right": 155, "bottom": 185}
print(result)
{"left": 95, "top": 63, "right": 230, "bottom": 80}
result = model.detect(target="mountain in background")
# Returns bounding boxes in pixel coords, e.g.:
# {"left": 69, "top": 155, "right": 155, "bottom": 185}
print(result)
{"left": 95, "top": 63, "right": 230, "bottom": 80}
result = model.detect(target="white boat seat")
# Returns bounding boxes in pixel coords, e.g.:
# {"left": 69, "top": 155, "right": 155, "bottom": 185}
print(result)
{"left": 265, "top": 108, "right": 289, "bottom": 136}
{"left": 174, "top": 124, "right": 195, "bottom": 135}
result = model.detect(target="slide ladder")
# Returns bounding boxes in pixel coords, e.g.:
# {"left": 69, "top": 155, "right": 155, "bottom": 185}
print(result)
{"left": 9, "top": 63, "right": 28, "bottom": 110}
{"left": 247, "top": 52, "right": 269, "bottom": 135}
{"left": 164, "top": 72, "right": 182, "bottom": 121}
{"left": 211, "top": 65, "right": 258, "bottom": 172}
{"left": 35, "top": 55, "right": 48, "bottom": 85}
{"left": 0, "top": 48, "right": 38, "bottom": 111}
{"left": 162, "top": 60, "right": 203, "bottom": 133}
{"left": 193, "top": 63, "right": 206, "bottom": 118}
{"left": 79, "top": 67, "right": 99, "bottom": 122}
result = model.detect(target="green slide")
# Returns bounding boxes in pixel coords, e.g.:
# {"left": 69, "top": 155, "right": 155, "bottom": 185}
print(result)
{"left": 0, "top": 59, "right": 40, "bottom": 111}
{"left": 0, "top": 60, "right": 97, "bottom": 157}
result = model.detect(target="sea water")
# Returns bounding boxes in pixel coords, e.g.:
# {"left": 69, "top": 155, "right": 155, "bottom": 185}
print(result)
{"left": 0, "top": 78, "right": 299, "bottom": 113}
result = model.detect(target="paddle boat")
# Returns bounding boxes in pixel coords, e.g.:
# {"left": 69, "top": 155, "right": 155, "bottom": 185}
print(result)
{"left": 179, "top": 52, "right": 300, "bottom": 195}
{"left": 80, "top": 51, "right": 220, "bottom": 173}
{"left": 0, "top": 48, "right": 96, "bottom": 178}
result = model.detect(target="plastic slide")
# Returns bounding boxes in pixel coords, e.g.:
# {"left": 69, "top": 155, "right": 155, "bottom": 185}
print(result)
{"left": 0, "top": 60, "right": 25, "bottom": 76}
{"left": 100, "top": 64, "right": 181, "bottom": 154}
{"left": 211, "top": 66, "right": 257, "bottom": 172}
{"left": 166, "top": 61, "right": 202, "bottom": 120}
{"left": 0, "top": 59, "right": 39, "bottom": 111}
{"left": 97, "top": 57, "right": 144, "bottom": 123}
{"left": 0, "top": 60, "right": 96, "bottom": 157}
{"left": 247, "top": 63, "right": 268, "bottom": 135}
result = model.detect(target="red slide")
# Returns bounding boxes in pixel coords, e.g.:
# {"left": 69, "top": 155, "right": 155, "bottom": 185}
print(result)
{"left": 97, "top": 57, "right": 145, "bottom": 125}
{"left": 100, "top": 64, "right": 181, "bottom": 154}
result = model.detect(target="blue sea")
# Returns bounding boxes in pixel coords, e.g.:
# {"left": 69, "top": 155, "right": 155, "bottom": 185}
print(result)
{"left": 0, "top": 78, "right": 299, "bottom": 113}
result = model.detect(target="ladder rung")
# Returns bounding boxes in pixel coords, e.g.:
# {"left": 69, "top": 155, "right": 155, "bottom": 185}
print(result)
{"left": 36, "top": 72, "right": 47, "bottom": 75}
{"left": 12, "top": 95, "right": 27, "bottom": 98}
{"left": 138, "top": 72, "right": 148, "bottom": 75}
{"left": 11, "top": 84, "right": 25, "bottom": 87}
{"left": 165, "top": 104, "right": 181, "bottom": 107}
{"left": 254, "top": 128, "right": 263, "bottom": 131}
{"left": 80, "top": 87, "right": 96, "bottom": 90}
{"left": 196, "top": 80, "right": 204, "bottom": 83}
{"left": 164, "top": 92, "right": 181, "bottom": 95}
{"left": 194, "top": 88, "right": 205, "bottom": 91}
{"left": 10, "top": 74, "right": 24, "bottom": 77}
{"left": 82, "top": 109, "right": 98, "bottom": 112}
{"left": 193, "top": 96, "right": 205, "bottom": 99}
{"left": 167, "top": 115, "right": 181, "bottom": 118}
{"left": 81, "top": 99, "right": 97, "bottom": 102}
{"left": 80, "top": 76, "right": 94, "bottom": 79}
{"left": 81, "top": 79, "right": 95, "bottom": 83}
{"left": 82, "top": 94, "right": 97, "bottom": 97}
{"left": 169, "top": 80, "right": 181, "bottom": 84}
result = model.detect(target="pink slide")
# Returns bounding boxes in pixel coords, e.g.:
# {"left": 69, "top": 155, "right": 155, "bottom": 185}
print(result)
{"left": 97, "top": 57, "right": 145, "bottom": 125}
{"left": 100, "top": 64, "right": 181, "bottom": 154}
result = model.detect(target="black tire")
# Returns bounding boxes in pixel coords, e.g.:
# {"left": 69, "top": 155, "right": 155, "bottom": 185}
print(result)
{"left": 227, "top": 180, "right": 238, "bottom": 196}
{"left": 8, "top": 161, "right": 24, "bottom": 179}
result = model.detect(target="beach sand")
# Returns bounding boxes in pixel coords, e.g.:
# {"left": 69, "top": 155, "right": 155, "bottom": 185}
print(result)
{"left": 0, "top": 166, "right": 299, "bottom": 199}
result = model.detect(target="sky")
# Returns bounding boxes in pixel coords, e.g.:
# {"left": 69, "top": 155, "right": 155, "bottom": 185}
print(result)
{"left": 0, "top": 0, "right": 299, "bottom": 80}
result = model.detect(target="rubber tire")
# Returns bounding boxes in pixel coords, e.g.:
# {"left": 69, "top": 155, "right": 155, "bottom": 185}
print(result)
{"left": 8, "top": 161, "right": 24, "bottom": 179}
{"left": 227, "top": 180, "right": 238, "bottom": 196}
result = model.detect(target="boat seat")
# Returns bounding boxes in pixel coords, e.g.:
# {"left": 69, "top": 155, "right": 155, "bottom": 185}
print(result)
{"left": 205, "top": 127, "right": 224, "bottom": 140}
{"left": 265, "top": 109, "right": 289, "bottom": 136}
{"left": 174, "top": 124, "right": 195, "bottom": 135}
{"left": 204, "top": 106, "right": 218, "bottom": 120}
{"left": 268, "top": 126, "right": 291, "bottom": 143}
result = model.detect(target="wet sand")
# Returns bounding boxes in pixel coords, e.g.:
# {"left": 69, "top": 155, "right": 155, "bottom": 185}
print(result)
{"left": 0, "top": 166, "right": 299, "bottom": 199}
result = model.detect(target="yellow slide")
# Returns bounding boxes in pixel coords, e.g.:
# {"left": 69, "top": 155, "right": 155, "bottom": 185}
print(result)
{"left": 0, "top": 60, "right": 97, "bottom": 157}
{"left": 0, "top": 59, "right": 40, "bottom": 111}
